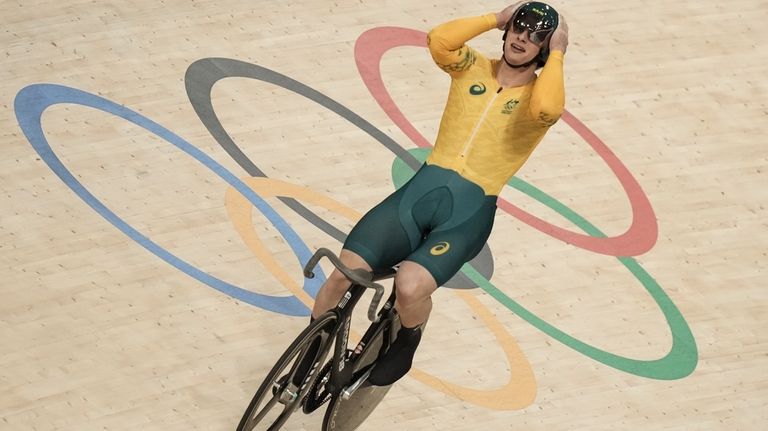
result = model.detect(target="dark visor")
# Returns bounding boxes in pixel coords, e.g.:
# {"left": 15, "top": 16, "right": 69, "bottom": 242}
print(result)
{"left": 510, "top": 8, "right": 555, "bottom": 45}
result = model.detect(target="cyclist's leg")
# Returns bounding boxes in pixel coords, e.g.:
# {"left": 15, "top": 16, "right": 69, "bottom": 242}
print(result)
{"left": 366, "top": 261, "right": 435, "bottom": 386}
{"left": 310, "top": 167, "right": 422, "bottom": 318}
{"left": 298, "top": 181, "right": 417, "bottom": 390}
{"left": 311, "top": 184, "right": 415, "bottom": 320}
{"left": 393, "top": 261, "right": 438, "bottom": 328}
{"left": 369, "top": 197, "right": 497, "bottom": 386}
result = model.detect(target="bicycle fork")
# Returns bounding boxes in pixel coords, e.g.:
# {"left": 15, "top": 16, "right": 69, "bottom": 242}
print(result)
{"left": 335, "top": 292, "right": 397, "bottom": 400}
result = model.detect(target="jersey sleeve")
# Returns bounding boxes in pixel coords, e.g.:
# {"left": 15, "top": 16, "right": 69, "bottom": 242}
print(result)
{"left": 528, "top": 50, "right": 565, "bottom": 126}
{"left": 427, "top": 13, "right": 498, "bottom": 77}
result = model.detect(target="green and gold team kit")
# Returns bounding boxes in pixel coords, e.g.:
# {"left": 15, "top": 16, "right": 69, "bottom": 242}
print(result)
{"left": 345, "top": 14, "right": 565, "bottom": 285}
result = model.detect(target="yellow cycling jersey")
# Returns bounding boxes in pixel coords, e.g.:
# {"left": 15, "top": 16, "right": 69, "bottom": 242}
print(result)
{"left": 426, "top": 13, "right": 565, "bottom": 195}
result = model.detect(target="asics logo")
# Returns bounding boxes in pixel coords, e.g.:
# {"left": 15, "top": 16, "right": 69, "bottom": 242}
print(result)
{"left": 430, "top": 241, "right": 451, "bottom": 256}
{"left": 469, "top": 83, "right": 486, "bottom": 95}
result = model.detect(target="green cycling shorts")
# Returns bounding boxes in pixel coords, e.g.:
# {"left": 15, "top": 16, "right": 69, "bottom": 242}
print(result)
{"left": 344, "top": 164, "right": 497, "bottom": 286}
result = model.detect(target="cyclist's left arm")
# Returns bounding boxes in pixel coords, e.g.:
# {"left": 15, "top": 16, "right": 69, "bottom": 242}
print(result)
{"left": 528, "top": 51, "right": 565, "bottom": 126}
{"left": 529, "top": 16, "right": 569, "bottom": 126}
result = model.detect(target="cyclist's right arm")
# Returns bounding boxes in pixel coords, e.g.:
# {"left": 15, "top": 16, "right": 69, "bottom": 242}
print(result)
{"left": 426, "top": 13, "right": 498, "bottom": 77}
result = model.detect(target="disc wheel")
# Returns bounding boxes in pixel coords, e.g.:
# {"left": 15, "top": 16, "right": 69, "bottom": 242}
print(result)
{"left": 321, "top": 321, "right": 392, "bottom": 431}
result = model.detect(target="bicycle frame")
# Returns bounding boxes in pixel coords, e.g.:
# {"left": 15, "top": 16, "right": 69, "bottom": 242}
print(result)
{"left": 302, "top": 248, "right": 397, "bottom": 397}
{"left": 325, "top": 282, "right": 397, "bottom": 396}
{"left": 236, "top": 248, "right": 400, "bottom": 431}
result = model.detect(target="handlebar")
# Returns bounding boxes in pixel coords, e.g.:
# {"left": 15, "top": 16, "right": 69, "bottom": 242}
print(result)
{"left": 303, "top": 248, "right": 387, "bottom": 322}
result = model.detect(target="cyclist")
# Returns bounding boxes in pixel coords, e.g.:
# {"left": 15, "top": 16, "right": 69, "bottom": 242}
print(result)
{"left": 308, "top": 1, "right": 569, "bottom": 386}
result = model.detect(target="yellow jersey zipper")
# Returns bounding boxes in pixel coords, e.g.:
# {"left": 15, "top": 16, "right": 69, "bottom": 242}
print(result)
{"left": 460, "top": 87, "right": 503, "bottom": 161}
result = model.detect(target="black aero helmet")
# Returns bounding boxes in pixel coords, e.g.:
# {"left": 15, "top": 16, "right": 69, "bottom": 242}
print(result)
{"left": 502, "top": 2, "right": 559, "bottom": 68}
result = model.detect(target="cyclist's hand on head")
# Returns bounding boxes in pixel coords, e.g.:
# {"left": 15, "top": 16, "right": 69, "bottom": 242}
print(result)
{"left": 495, "top": 1, "right": 525, "bottom": 30}
{"left": 549, "top": 14, "right": 569, "bottom": 53}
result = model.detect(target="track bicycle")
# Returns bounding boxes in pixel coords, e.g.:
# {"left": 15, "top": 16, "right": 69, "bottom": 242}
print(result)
{"left": 237, "top": 248, "right": 402, "bottom": 431}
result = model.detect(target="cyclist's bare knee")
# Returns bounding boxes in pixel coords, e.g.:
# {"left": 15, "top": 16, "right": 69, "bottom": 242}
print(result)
{"left": 395, "top": 279, "right": 432, "bottom": 309}
{"left": 396, "top": 262, "right": 436, "bottom": 299}
{"left": 394, "top": 262, "right": 437, "bottom": 318}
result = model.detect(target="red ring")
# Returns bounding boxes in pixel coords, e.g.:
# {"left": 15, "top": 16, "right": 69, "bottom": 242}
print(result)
{"left": 354, "top": 26, "right": 657, "bottom": 256}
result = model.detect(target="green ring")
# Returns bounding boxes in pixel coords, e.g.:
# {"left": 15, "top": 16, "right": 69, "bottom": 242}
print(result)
{"left": 393, "top": 149, "right": 697, "bottom": 380}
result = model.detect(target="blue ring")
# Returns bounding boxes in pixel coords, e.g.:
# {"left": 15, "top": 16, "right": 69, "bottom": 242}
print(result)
{"left": 14, "top": 83, "right": 323, "bottom": 316}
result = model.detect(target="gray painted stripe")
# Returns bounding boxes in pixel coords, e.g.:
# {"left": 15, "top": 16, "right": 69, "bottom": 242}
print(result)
{"left": 184, "top": 57, "right": 493, "bottom": 288}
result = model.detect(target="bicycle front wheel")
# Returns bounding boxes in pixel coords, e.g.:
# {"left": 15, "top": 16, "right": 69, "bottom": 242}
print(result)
{"left": 237, "top": 312, "right": 338, "bottom": 431}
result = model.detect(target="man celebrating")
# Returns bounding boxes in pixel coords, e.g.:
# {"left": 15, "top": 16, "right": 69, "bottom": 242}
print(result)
{"left": 308, "top": 2, "right": 569, "bottom": 386}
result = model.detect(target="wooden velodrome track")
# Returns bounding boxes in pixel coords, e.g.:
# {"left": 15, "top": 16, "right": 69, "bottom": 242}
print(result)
{"left": 1, "top": 0, "right": 765, "bottom": 429}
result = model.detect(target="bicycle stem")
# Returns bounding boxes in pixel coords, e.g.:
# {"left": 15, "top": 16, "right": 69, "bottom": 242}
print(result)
{"left": 303, "top": 248, "right": 387, "bottom": 322}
